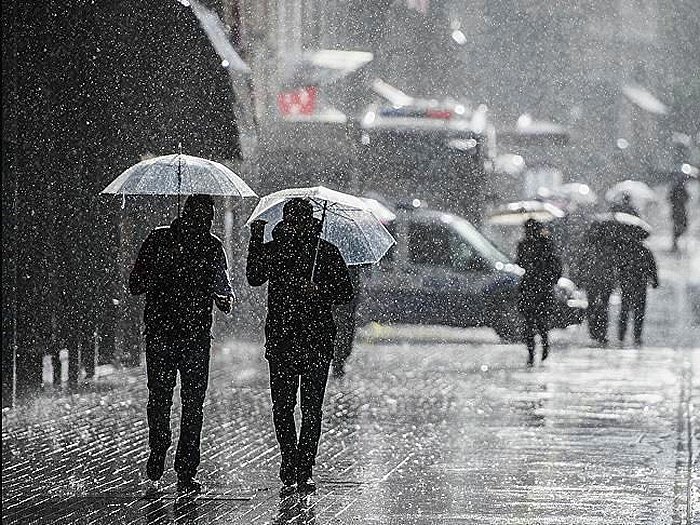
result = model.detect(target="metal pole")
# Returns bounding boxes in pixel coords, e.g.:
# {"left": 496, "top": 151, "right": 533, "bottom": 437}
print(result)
{"left": 177, "top": 142, "right": 182, "bottom": 217}
{"left": 310, "top": 200, "right": 327, "bottom": 282}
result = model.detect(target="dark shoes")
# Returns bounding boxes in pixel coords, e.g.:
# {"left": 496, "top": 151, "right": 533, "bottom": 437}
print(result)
{"left": 297, "top": 476, "right": 316, "bottom": 494}
{"left": 541, "top": 347, "right": 549, "bottom": 361}
{"left": 297, "top": 466, "right": 316, "bottom": 494}
{"left": 177, "top": 476, "right": 202, "bottom": 494}
{"left": 279, "top": 482, "right": 297, "bottom": 497}
{"left": 280, "top": 458, "right": 297, "bottom": 486}
{"left": 146, "top": 452, "right": 166, "bottom": 482}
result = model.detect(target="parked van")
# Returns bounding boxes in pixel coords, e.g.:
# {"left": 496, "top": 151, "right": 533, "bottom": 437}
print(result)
{"left": 356, "top": 201, "right": 587, "bottom": 341}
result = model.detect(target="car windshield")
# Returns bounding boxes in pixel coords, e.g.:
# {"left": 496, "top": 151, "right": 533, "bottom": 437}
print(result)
{"left": 437, "top": 213, "right": 510, "bottom": 266}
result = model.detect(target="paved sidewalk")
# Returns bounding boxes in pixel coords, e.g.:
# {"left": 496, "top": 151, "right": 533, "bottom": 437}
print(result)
{"left": 2, "top": 332, "right": 698, "bottom": 524}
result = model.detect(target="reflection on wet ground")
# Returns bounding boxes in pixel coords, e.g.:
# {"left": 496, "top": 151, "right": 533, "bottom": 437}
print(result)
{"left": 3, "top": 338, "right": 697, "bottom": 523}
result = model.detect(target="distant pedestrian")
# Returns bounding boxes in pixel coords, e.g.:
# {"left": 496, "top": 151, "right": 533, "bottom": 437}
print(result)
{"left": 578, "top": 223, "right": 618, "bottom": 345}
{"left": 516, "top": 219, "right": 562, "bottom": 365}
{"left": 129, "top": 194, "right": 233, "bottom": 494}
{"left": 616, "top": 239, "right": 658, "bottom": 346}
{"left": 609, "top": 192, "right": 640, "bottom": 217}
{"left": 246, "top": 198, "right": 353, "bottom": 495}
{"left": 332, "top": 265, "right": 364, "bottom": 379}
{"left": 669, "top": 176, "right": 689, "bottom": 252}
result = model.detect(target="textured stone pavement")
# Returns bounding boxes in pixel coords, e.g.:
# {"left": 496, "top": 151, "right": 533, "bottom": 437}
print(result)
{"left": 3, "top": 219, "right": 699, "bottom": 524}
{"left": 3, "top": 327, "right": 698, "bottom": 524}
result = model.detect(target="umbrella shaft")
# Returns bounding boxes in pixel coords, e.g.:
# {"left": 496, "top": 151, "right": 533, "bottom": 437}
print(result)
{"left": 177, "top": 155, "right": 182, "bottom": 217}
{"left": 310, "top": 201, "right": 328, "bottom": 282}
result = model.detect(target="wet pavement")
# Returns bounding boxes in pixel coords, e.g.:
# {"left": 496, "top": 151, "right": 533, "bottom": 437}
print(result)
{"left": 3, "top": 226, "right": 699, "bottom": 524}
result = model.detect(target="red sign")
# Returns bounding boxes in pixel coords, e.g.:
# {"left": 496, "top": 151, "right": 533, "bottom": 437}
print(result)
{"left": 277, "top": 86, "right": 317, "bottom": 116}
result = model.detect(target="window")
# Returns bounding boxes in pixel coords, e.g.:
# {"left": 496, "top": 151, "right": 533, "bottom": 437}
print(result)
{"left": 409, "top": 223, "right": 451, "bottom": 266}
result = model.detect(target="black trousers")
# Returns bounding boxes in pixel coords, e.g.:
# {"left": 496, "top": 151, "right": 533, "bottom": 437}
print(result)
{"left": 586, "top": 286, "right": 613, "bottom": 342}
{"left": 520, "top": 294, "right": 552, "bottom": 355}
{"left": 145, "top": 333, "right": 210, "bottom": 478}
{"left": 618, "top": 287, "right": 647, "bottom": 342}
{"left": 268, "top": 356, "right": 331, "bottom": 483}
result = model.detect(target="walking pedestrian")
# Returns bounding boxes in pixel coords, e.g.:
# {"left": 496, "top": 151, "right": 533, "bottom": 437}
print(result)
{"left": 332, "top": 265, "right": 363, "bottom": 379}
{"left": 617, "top": 238, "right": 658, "bottom": 346}
{"left": 516, "top": 219, "right": 562, "bottom": 366}
{"left": 609, "top": 192, "right": 640, "bottom": 217}
{"left": 669, "top": 175, "right": 689, "bottom": 252}
{"left": 578, "top": 223, "right": 618, "bottom": 345}
{"left": 129, "top": 194, "right": 233, "bottom": 494}
{"left": 246, "top": 198, "right": 353, "bottom": 495}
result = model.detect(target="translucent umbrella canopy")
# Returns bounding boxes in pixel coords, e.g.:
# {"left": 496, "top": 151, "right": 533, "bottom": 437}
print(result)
{"left": 246, "top": 186, "right": 396, "bottom": 266}
{"left": 102, "top": 154, "right": 257, "bottom": 197}
{"left": 487, "top": 200, "right": 566, "bottom": 225}
{"left": 605, "top": 180, "right": 656, "bottom": 205}
{"left": 593, "top": 212, "right": 652, "bottom": 240}
{"left": 558, "top": 183, "right": 598, "bottom": 205}
{"left": 359, "top": 197, "right": 396, "bottom": 224}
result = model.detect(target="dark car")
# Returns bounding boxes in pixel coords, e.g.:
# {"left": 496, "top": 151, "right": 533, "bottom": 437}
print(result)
{"left": 356, "top": 202, "right": 587, "bottom": 341}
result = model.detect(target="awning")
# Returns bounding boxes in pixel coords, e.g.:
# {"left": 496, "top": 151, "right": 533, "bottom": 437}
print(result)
{"left": 622, "top": 84, "right": 668, "bottom": 115}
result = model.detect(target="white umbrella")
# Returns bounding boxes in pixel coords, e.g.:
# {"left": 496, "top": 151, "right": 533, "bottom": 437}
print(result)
{"left": 605, "top": 180, "right": 656, "bottom": 205}
{"left": 359, "top": 197, "right": 396, "bottom": 224}
{"left": 102, "top": 152, "right": 258, "bottom": 213}
{"left": 246, "top": 186, "right": 395, "bottom": 268}
{"left": 558, "top": 183, "right": 598, "bottom": 205}
{"left": 487, "top": 201, "right": 566, "bottom": 226}
{"left": 594, "top": 212, "right": 652, "bottom": 240}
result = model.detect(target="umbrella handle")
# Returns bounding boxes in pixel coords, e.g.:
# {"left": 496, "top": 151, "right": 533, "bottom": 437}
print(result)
{"left": 177, "top": 143, "right": 182, "bottom": 217}
{"left": 310, "top": 201, "right": 327, "bottom": 283}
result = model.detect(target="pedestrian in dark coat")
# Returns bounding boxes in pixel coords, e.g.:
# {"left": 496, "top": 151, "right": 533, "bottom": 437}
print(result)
{"left": 331, "top": 265, "right": 364, "bottom": 379}
{"left": 246, "top": 198, "right": 353, "bottom": 494}
{"left": 609, "top": 192, "right": 640, "bottom": 217}
{"left": 669, "top": 177, "right": 689, "bottom": 252}
{"left": 578, "top": 223, "right": 619, "bottom": 345}
{"left": 616, "top": 239, "right": 658, "bottom": 346}
{"left": 129, "top": 194, "right": 233, "bottom": 493}
{"left": 516, "top": 219, "right": 562, "bottom": 365}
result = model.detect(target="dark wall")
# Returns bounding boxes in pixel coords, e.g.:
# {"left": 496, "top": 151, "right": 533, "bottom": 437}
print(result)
{"left": 2, "top": 0, "right": 240, "bottom": 404}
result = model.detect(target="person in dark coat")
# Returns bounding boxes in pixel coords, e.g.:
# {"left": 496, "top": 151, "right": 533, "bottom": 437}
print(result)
{"left": 609, "top": 192, "right": 640, "bottom": 217}
{"left": 246, "top": 198, "right": 353, "bottom": 494}
{"left": 616, "top": 239, "right": 658, "bottom": 346}
{"left": 331, "top": 265, "right": 364, "bottom": 379}
{"left": 669, "top": 176, "right": 689, "bottom": 252}
{"left": 129, "top": 194, "right": 233, "bottom": 494}
{"left": 578, "top": 222, "right": 619, "bottom": 345}
{"left": 516, "top": 219, "right": 562, "bottom": 365}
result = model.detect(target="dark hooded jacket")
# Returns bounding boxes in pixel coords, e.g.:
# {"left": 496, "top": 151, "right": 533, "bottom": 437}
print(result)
{"left": 129, "top": 217, "right": 232, "bottom": 338}
{"left": 617, "top": 240, "right": 658, "bottom": 293}
{"left": 516, "top": 235, "right": 562, "bottom": 309}
{"left": 577, "top": 223, "right": 619, "bottom": 292}
{"left": 246, "top": 220, "right": 354, "bottom": 363}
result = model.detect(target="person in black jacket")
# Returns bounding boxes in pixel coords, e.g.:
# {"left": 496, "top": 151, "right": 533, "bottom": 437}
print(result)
{"left": 617, "top": 239, "right": 658, "bottom": 346}
{"left": 129, "top": 194, "right": 233, "bottom": 493}
{"left": 669, "top": 176, "right": 689, "bottom": 252}
{"left": 516, "top": 219, "right": 563, "bottom": 365}
{"left": 247, "top": 198, "right": 353, "bottom": 494}
{"left": 578, "top": 222, "right": 619, "bottom": 345}
{"left": 332, "top": 265, "right": 364, "bottom": 379}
